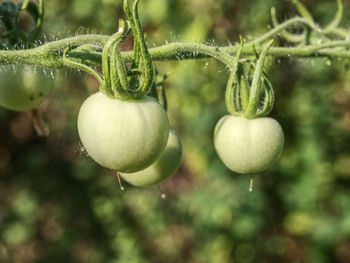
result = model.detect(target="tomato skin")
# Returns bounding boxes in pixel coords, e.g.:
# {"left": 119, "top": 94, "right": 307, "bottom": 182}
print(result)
{"left": 77, "top": 92, "right": 169, "bottom": 173}
{"left": 121, "top": 127, "right": 182, "bottom": 186}
{"left": 214, "top": 115, "right": 284, "bottom": 174}
{"left": 0, "top": 66, "right": 53, "bottom": 111}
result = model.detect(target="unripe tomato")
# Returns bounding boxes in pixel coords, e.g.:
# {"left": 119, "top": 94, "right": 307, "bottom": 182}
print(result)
{"left": 121, "top": 127, "right": 182, "bottom": 186}
{"left": 0, "top": 66, "right": 54, "bottom": 111}
{"left": 77, "top": 92, "right": 169, "bottom": 173}
{"left": 214, "top": 115, "right": 284, "bottom": 174}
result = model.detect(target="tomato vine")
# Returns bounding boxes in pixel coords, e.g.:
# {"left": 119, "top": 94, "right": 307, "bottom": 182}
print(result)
{"left": 0, "top": 0, "right": 349, "bottom": 184}
{"left": 0, "top": 1, "right": 349, "bottom": 68}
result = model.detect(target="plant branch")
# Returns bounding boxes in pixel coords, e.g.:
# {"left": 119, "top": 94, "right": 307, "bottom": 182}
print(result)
{"left": 0, "top": 16, "right": 349, "bottom": 70}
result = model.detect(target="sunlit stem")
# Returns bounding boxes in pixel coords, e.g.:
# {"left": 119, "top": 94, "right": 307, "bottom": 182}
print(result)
{"left": 249, "top": 176, "right": 254, "bottom": 192}
{"left": 116, "top": 171, "right": 125, "bottom": 191}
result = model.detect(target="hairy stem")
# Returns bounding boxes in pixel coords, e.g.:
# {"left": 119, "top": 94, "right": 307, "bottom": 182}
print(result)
{"left": 0, "top": 32, "right": 350, "bottom": 69}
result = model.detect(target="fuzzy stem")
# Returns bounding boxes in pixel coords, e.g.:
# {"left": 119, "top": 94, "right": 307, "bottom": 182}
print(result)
{"left": 245, "top": 40, "right": 274, "bottom": 118}
{"left": 1, "top": 37, "right": 350, "bottom": 69}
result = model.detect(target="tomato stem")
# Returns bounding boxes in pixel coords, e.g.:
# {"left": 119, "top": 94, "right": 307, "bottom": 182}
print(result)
{"left": 245, "top": 40, "right": 274, "bottom": 119}
{"left": 116, "top": 171, "right": 125, "bottom": 191}
{"left": 249, "top": 176, "right": 254, "bottom": 192}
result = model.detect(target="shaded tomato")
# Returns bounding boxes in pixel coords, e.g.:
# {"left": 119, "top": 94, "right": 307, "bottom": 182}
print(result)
{"left": 121, "top": 127, "right": 182, "bottom": 186}
{"left": 0, "top": 66, "right": 54, "bottom": 111}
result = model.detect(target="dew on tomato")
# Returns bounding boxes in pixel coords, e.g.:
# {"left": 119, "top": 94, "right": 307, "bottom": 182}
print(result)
{"left": 214, "top": 115, "right": 284, "bottom": 174}
{"left": 77, "top": 92, "right": 170, "bottom": 173}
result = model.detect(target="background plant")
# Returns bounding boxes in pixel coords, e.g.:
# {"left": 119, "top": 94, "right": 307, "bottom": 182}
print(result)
{"left": 0, "top": 0, "right": 350, "bottom": 263}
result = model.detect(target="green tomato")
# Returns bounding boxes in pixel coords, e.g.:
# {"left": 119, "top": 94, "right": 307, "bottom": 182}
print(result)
{"left": 77, "top": 92, "right": 169, "bottom": 173}
{"left": 0, "top": 65, "right": 54, "bottom": 111}
{"left": 214, "top": 115, "right": 284, "bottom": 174}
{"left": 121, "top": 127, "right": 182, "bottom": 186}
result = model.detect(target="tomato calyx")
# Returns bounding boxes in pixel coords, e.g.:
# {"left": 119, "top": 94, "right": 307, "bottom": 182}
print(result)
{"left": 63, "top": 0, "right": 154, "bottom": 101}
{"left": 225, "top": 37, "right": 275, "bottom": 119}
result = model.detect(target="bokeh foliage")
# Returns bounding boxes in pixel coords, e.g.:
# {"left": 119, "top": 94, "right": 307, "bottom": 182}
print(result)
{"left": 1, "top": 0, "right": 350, "bottom": 262}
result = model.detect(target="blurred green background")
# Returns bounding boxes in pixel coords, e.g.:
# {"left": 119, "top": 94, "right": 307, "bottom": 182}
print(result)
{"left": 1, "top": 0, "right": 350, "bottom": 262}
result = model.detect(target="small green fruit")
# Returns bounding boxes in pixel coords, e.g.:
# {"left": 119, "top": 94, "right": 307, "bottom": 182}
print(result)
{"left": 121, "top": 128, "right": 182, "bottom": 186}
{"left": 214, "top": 115, "right": 284, "bottom": 174}
{"left": 0, "top": 66, "right": 54, "bottom": 111}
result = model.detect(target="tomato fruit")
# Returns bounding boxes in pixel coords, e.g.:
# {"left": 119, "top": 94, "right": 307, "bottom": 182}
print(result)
{"left": 214, "top": 115, "right": 284, "bottom": 174}
{"left": 120, "top": 127, "right": 182, "bottom": 186}
{"left": 0, "top": 66, "right": 54, "bottom": 111}
{"left": 77, "top": 92, "right": 169, "bottom": 173}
